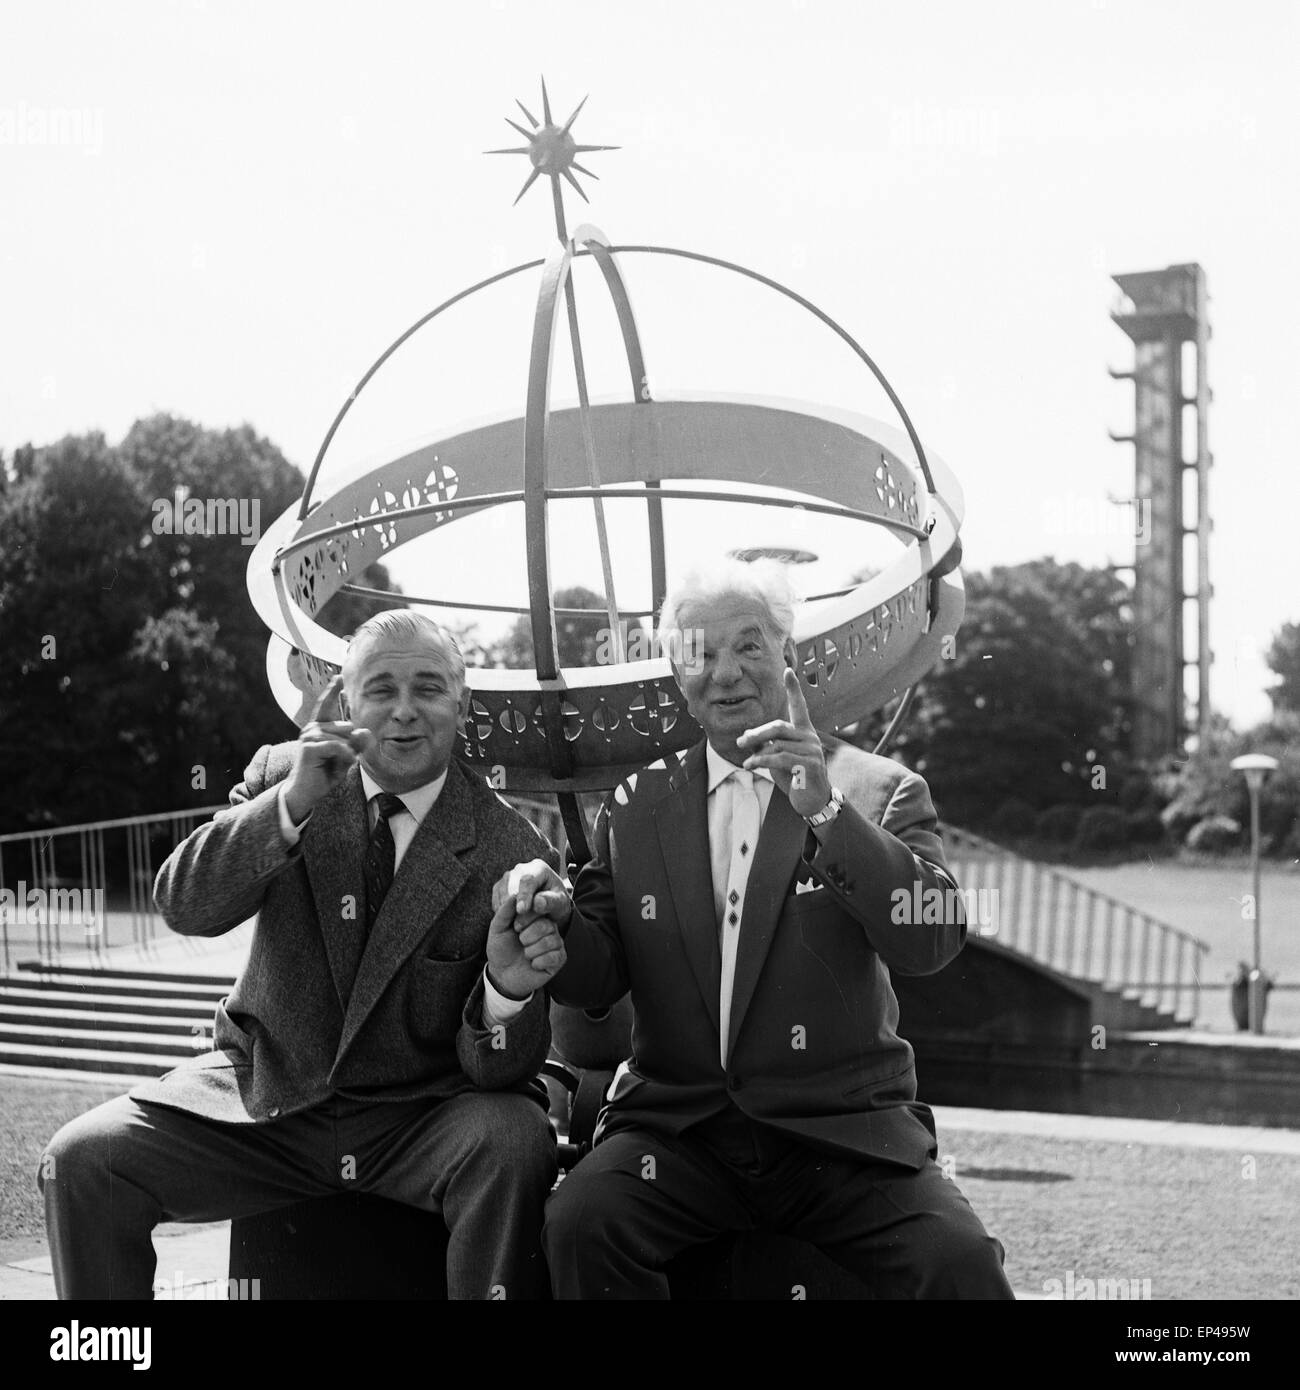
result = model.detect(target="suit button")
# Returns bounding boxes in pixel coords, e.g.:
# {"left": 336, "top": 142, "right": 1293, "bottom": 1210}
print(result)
{"left": 268, "top": 1106, "right": 281, "bottom": 1119}
{"left": 727, "top": 1076, "right": 742, "bottom": 1092}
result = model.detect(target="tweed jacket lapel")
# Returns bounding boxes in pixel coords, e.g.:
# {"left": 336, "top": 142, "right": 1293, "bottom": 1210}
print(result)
{"left": 653, "top": 743, "right": 721, "bottom": 1036}
{"left": 335, "top": 762, "right": 475, "bottom": 1061}
{"left": 302, "top": 763, "right": 370, "bottom": 1007}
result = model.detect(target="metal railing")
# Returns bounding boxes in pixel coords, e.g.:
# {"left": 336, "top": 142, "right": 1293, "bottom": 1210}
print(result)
{"left": 2, "top": 800, "right": 1208, "bottom": 1022}
{"left": 0, "top": 795, "right": 569, "bottom": 974}
{"left": 0, "top": 806, "right": 227, "bottom": 973}
{"left": 941, "top": 825, "right": 1210, "bottom": 1024}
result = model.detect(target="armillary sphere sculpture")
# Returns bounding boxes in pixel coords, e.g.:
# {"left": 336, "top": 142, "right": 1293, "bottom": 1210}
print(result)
{"left": 246, "top": 81, "right": 966, "bottom": 867}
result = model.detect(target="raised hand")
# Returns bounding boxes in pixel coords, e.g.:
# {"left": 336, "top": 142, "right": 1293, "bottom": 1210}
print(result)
{"left": 735, "top": 667, "right": 831, "bottom": 817}
{"left": 282, "top": 675, "right": 376, "bottom": 824}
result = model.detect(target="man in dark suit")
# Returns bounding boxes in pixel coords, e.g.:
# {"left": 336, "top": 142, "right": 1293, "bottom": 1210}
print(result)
{"left": 496, "top": 560, "right": 1014, "bottom": 1299}
{"left": 39, "top": 609, "right": 566, "bottom": 1299}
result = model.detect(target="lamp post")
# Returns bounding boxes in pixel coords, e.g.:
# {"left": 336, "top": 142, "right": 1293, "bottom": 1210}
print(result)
{"left": 1230, "top": 753, "right": 1279, "bottom": 1034}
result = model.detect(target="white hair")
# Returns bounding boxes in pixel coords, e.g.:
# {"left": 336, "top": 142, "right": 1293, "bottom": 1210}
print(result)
{"left": 656, "top": 556, "right": 796, "bottom": 660}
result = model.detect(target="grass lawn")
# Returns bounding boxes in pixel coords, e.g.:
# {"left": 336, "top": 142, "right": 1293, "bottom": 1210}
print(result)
{"left": 0, "top": 1075, "right": 120, "bottom": 1244}
{"left": 948, "top": 1125, "right": 1300, "bottom": 1300}
{"left": 1, "top": 1073, "right": 1297, "bottom": 1299}
{"left": 1061, "top": 861, "right": 1300, "bottom": 1034}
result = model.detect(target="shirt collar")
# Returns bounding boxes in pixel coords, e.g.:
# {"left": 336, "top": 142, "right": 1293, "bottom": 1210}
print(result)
{"left": 705, "top": 741, "right": 774, "bottom": 795}
{"left": 359, "top": 765, "right": 448, "bottom": 824}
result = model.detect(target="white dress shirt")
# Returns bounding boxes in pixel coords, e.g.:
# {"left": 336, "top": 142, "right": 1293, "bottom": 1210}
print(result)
{"left": 706, "top": 743, "right": 775, "bottom": 1065}
{"left": 277, "top": 767, "right": 527, "bottom": 1026}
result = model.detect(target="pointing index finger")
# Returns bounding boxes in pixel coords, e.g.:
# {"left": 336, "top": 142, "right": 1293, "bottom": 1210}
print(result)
{"left": 311, "top": 674, "right": 346, "bottom": 725}
{"left": 785, "top": 667, "right": 814, "bottom": 729}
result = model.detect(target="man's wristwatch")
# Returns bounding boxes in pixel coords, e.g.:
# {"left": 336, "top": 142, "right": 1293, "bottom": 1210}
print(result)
{"left": 805, "top": 786, "right": 845, "bottom": 827}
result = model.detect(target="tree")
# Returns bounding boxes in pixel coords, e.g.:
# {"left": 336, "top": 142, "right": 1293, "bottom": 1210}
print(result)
{"left": 118, "top": 413, "right": 303, "bottom": 685}
{"left": 488, "top": 586, "right": 628, "bottom": 670}
{"left": 116, "top": 415, "right": 316, "bottom": 804}
{"left": 126, "top": 608, "right": 243, "bottom": 809}
{"left": 1159, "top": 710, "right": 1300, "bottom": 855}
{"left": 315, "top": 559, "right": 403, "bottom": 639}
{"left": 846, "top": 558, "right": 1135, "bottom": 827}
{"left": 1265, "top": 622, "right": 1300, "bottom": 714}
{"left": 0, "top": 415, "right": 396, "bottom": 830}
{"left": 0, "top": 433, "right": 161, "bottom": 828}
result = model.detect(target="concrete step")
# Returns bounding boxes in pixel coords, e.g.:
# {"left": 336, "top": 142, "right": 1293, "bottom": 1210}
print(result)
{"left": 0, "top": 1040, "right": 177, "bottom": 1076}
{"left": 1, "top": 972, "right": 228, "bottom": 1002}
{"left": 0, "top": 1002, "right": 211, "bottom": 1035}
{"left": 1115, "top": 988, "right": 1182, "bottom": 1030}
{"left": 0, "top": 1020, "right": 203, "bottom": 1056}
{"left": 1064, "top": 974, "right": 1184, "bottom": 1032}
{"left": 0, "top": 985, "right": 217, "bottom": 1017}
{"left": 14, "top": 961, "right": 236, "bottom": 988}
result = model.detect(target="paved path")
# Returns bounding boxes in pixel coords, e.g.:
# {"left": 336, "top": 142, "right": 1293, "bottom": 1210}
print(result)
{"left": 4, "top": 919, "right": 253, "bottom": 981}
{"left": 5, "top": 926, "right": 1296, "bottom": 1299}
{"left": 5, "top": 1101, "right": 1296, "bottom": 1300}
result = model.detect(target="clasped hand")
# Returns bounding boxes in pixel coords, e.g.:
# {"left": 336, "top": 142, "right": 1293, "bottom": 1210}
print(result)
{"left": 486, "top": 859, "right": 571, "bottom": 998}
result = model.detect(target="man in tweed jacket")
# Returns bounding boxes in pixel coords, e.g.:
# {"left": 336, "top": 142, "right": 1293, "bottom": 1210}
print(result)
{"left": 39, "top": 610, "right": 567, "bottom": 1299}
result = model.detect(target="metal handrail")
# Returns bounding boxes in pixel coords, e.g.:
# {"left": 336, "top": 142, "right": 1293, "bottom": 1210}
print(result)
{"left": 0, "top": 795, "right": 567, "bottom": 975}
{"left": 3, "top": 801, "right": 1208, "bottom": 1024}
{"left": 941, "top": 824, "right": 1210, "bottom": 1023}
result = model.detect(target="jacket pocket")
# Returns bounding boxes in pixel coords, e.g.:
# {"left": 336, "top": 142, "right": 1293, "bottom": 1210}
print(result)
{"left": 841, "top": 1056, "right": 914, "bottom": 1099}
{"left": 408, "top": 956, "right": 482, "bottom": 1040}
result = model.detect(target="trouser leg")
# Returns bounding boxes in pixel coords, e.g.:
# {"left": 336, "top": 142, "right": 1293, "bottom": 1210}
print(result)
{"left": 543, "top": 1126, "right": 754, "bottom": 1300}
{"left": 39, "top": 1095, "right": 335, "bottom": 1300}
{"left": 761, "top": 1147, "right": 1015, "bottom": 1300}
{"left": 361, "top": 1091, "right": 557, "bottom": 1300}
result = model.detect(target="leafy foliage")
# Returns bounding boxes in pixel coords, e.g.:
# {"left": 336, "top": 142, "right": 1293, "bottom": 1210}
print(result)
{"left": 852, "top": 558, "right": 1134, "bottom": 828}
{"left": 488, "top": 585, "right": 632, "bottom": 670}
{"left": 0, "top": 416, "right": 399, "bottom": 830}
{"left": 1266, "top": 621, "right": 1300, "bottom": 715}
{"left": 1159, "top": 711, "right": 1300, "bottom": 856}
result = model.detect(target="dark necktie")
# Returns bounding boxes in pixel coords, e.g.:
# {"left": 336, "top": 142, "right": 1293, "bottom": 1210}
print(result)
{"left": 362, "top": 792, "right": 406, "bottom": 934}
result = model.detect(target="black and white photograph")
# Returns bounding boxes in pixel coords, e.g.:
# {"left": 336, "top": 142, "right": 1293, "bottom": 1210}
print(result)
{"left": 0, "top": 0, "right": 1295, "bottom": 1360}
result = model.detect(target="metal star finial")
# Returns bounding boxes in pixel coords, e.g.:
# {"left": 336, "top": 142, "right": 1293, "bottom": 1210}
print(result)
{"left": 485, "top": 78, "right": 619, "bottom": 240}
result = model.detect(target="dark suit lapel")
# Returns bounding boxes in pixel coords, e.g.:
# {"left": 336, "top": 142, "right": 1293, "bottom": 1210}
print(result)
{"left": 336, "top": 764, "right": 475, "bottom": 1060}
{"left": 653, "top": 743, "right": 721, "bottom": 1037}
{"left": 303, "top": 764, "right": 370, "bottom": 1007}
{"left": 726, "top": 784, "right": 806, "bottom": 1061}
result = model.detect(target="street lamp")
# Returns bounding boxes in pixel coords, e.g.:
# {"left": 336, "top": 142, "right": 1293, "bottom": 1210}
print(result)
{"left": 1230, "top": 753, "right": 1279, "bottom": 1034}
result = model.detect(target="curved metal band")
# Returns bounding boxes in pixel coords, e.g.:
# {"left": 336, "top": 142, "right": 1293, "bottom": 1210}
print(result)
{"left": 872, "top": 683, "right": 918, "bottom": 757}
{"left": 524, "top": 240, "right": 573, "bottom": 688}
{"left": 574, "top": 226, "right": 648, "bottom": 397}
{"left": 298, "top": 242, "right": 932, "bottom": 535}
{"left": 273, "top": 481, "right": 927, "bottom": 568}
{"left": 577, "top": 228, "right": 666, "bottom": 612}
{"left": 284, "top": 238, "right": 947, "bottom": 777}
{"left": 298, "top": 256, "right": 547, "bottom": 521}
{"left": 523, "top": 225, "right": 667, "bottom": 786}
{"left": 597, "top": 244, "right": 936, "bottom": 500}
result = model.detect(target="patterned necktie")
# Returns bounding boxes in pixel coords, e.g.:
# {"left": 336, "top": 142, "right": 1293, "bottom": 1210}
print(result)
{"left": 718, "top": 767, "right": 761, "bottom": 1066}
{"left": 362, "top": 792, "right": 406, "bottom": 934}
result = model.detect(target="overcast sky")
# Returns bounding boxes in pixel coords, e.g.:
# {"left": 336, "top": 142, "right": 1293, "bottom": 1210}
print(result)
{"left": 3, "top": 0, "right": 1296, "bottom": 729}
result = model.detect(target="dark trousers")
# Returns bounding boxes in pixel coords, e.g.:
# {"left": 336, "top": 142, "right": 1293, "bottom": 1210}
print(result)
{"left": 544, "top": 1106, "right": 1014, "bottom": 1299}
{"left": 39, "top": 1089, "right": 555, "bottom": 1300}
